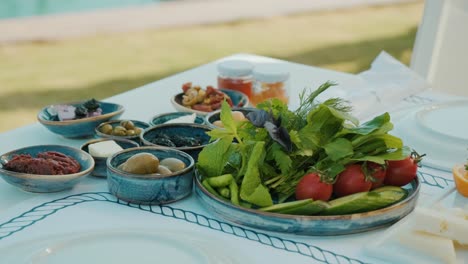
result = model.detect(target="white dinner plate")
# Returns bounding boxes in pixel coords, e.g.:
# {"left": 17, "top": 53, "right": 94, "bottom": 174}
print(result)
{"left": 0, "top": 229, "right": 242, "bottom": 264}
{"left": 391, "top": 100, "right": 468, "bottom": 171}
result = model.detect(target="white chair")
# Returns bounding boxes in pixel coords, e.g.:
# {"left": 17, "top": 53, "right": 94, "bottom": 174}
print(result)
{"left": 410, "top": 0, "right": 468, "bottom": 96}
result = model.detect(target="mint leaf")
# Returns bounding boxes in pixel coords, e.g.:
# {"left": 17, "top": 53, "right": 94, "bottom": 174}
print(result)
{"left": 220, "top": 100, "right": 236, "bottom": 134}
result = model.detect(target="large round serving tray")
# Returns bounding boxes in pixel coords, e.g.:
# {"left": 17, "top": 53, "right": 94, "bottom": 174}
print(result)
{"left": 194, "top": 171, "right": 420, "bottom": 236}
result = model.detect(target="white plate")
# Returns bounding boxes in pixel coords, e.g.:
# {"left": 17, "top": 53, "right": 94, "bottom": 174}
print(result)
{"left": 0, "top": 229, "right": 242, "bottom": 264}
{"left": 364, "top": 187, "right": 468, "bottom": 264}
{"left": 391, "top": 100, "right": 468, "bottom": 171}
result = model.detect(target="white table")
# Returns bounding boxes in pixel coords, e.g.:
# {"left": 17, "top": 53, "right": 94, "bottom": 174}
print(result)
{"left": 0, "top": 54, "right": 461, "bottom": 263}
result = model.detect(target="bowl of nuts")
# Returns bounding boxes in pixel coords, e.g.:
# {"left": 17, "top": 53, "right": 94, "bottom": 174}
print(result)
{"left": 95, "top": 120, "right": 150, "bottom": 144}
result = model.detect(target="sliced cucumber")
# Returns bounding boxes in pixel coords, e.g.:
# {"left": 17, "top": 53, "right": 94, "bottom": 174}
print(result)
{"left": 322, "top": 187, "right": 407, "bottom": 215}
{"left": 259, "top": 199, "right": 329, "bottom": 215}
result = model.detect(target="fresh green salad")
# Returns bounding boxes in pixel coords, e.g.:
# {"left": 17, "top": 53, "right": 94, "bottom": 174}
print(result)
{"left": 197, "top": 82, "right": 418, "bottom": 215}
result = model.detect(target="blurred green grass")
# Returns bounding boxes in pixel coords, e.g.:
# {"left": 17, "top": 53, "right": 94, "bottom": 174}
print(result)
{"left": 0, "top": 2, "right": 423, "bottom": 132}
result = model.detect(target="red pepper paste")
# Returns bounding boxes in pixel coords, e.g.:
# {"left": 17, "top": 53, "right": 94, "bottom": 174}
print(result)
{"left": 4, "top": 151, "right": 81, "bottom": 175}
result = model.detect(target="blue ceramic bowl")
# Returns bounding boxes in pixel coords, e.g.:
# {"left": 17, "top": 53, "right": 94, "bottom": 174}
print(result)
{"left": 0, "top": 145, "right": 94, "bottom": 193}
{"left": 81, "top": 138, "right": 139, "bottom": 177}
{"left": 95, "top": 119, "right": 150, "bottom": 144}
{"left": 170, "top": 89, "right": 249, "bottom": 116}
{"left": 149, "top": 112, "right": 205, "bottom": 126}
{"left": 140, "top": 123, "right": 212, "bottom": 161}
{"left": 37, "top": 101, "right": 124, "bottom": 138}
{"left": 194, "top": 171, "right": 421, "bottom": 236}
{"left": 204, "top": 107, "right": 256, "bottom": 129}
{"left": 107, "top": 146, "right": 195, "bottom": 204}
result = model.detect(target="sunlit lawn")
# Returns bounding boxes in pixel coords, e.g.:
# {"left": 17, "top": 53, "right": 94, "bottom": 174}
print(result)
{"left": 0, "top": 1, "right": 423, "bottom": 132}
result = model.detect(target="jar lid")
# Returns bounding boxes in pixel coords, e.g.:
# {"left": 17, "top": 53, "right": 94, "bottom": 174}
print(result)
{"left": 253, "top": 64, "right": 290, "bottom": 83}
{"left": 217, "top": 60, "right": 254, "bottom": 77}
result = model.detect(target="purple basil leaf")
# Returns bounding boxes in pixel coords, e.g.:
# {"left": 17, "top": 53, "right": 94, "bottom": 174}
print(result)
{"left": 246, "top": 110, "right": 271, "bottom": 127}
{"left": 264, "top": 121, "right": 292, "bottom": 152}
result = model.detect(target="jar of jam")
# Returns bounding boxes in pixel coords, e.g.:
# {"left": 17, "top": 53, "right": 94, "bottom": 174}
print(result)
{"left": 251, "top": 64, "right": 289, "bottom": 106}
{"left": 217, "top": 60, "right": 254, "bottom": 98}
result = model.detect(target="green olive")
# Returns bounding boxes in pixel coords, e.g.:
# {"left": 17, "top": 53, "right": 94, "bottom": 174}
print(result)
{"left": 125, "top": 129, "right": 136, "bottom": 136}
{"left": 120, "top": 120, "right": 135, "bottom": 130}
{"left": 112, "top": 130, "right": 127, "bottom": 136}
{"left": 160, "top": 158, "right": 186, "bottom": 172}
{"left": 134, "top": 128, "right": 142, "bottom": 135}
{"left": 114, "top": 125, "right": 126, "bottom": 132}
{"left": 100, "top": 124, "right": 113, "bottom": 134}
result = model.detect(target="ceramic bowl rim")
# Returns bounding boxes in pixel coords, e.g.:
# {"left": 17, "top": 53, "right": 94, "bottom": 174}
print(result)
{"left": 195, "top": 170, "right": 420, "bottom": 220}
{"left": 37, "top": 101, "right": 125, "bottom": 125}
{"left": 140, "top": 123, "right": 213, "bottom": 151}
{"left": 107, "top": 146, "right": 195, "bottom": 179}
{"left": 0, "top": 145, "right": 95, "bottom": 180}
{"left": 170, "top": 89, "right": 249, "bottom": 116}
{"left": 95, "top": 119, "right": 149, "bottom": 140}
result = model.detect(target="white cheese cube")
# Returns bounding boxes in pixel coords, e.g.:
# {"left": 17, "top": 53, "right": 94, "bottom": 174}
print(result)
{"left": 88, "top": 140, "right": 123, "bottom": 158}
{"left": 411, "top": 207, "right": 468, "bottom": 246}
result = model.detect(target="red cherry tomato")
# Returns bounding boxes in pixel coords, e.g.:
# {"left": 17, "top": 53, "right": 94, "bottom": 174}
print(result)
{"left": 367, "top": 162, "right": 387, "bottom": 189}
{"left": 334, "top": 164, "right": 372, "bottom": 197}
{"left": 385, "top": 157, "right": 418, "bottom": 186}
{"left": 295, "top": 173, "right": 333, "bottom": 201}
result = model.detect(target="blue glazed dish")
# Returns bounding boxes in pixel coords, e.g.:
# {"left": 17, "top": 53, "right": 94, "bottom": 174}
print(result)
{"left": 140, "top": 123, "right": 212, "bottom": 161}
{"left": 81, "top": 138, "right": 139, "bottom": 177}
{"left": 37, "top": 101, "right": 124, "bottom": 138}
{"left": 194, "top": 171, "right": 421, "bottom": 236}
{"left": 149, "top": 112, "right": 205, "bottom": 126}
{"left": 204, "top": 107, "right": 256, "bottom": 129}
{"left": 170, "top": 89, "right": 249, "bottom": 116}
{"left": 107, "top": 146, "right": 195, "bottom": 204}
{"left": 95, "top": 119, "right": 150, "bottom": 144}
{"left": 0, "top": 145, "right": 94, "bottom": 193}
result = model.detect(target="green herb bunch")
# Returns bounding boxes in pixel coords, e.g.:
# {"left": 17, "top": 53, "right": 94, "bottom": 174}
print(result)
{"left": 197, "top": 82, "right": 410, "bottom": 207}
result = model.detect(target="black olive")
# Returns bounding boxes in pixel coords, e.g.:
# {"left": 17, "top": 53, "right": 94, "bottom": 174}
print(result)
{"left": 75, "top": 105, "right": 88, "bottom": 118}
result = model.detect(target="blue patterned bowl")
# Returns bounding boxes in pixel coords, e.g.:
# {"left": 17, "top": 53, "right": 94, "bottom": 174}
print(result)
{"left": 37, "top": 101, "right": 124, "bottom": 138}
{"left": 204, "top": 107, "right": 256, "bottom": 129}
{"left": 149, "top": 112, "right": 205, "bottom": 126}
{"left": 107, "top": 146, "right": 195, "bottom": 204}
{"left": 95, "top": 119, "right": 150, "bottom": 144}
{"left": 0, "top": 145, "right": 94, "bottom": 193}
{"left": 140, "top": 123, "right": 212, "bottom": 161}
{"left": 194, "top": 171, "right": 421, "bottom": 236}
{"left": 170, "top": 89, "right": 249, "bottom": 116}
{"left": 81, "top": 138, "right": 139, "bottom": 177}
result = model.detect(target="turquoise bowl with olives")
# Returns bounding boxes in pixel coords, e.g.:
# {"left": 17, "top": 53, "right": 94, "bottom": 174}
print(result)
{"left": 81, "top": 138, "right": 139, "bottom": 177}
{"left": 37, "top": 100, "right": 124, "bottom": 138}
{"left": 95, "top": 119, "right": 150, "bottom": 144}
{"left": 107, "top": 146, "right": 195, "bottom": 204}
{"left": 140, "top": 123, "right": 212, "bottom": 161}
{"left": 149, "top": 112, "right": 205, "bottom": 126}
{"left": 0, "top": 145, "right": 94, "bottom": 193}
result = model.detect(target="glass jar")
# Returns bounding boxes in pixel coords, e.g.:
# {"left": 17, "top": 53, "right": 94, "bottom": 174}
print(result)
{"left": 251, "top": 64, "right": 289, "bottom": 106}
{"left": 217, "top": 60, "right": 254, "bottom": 98}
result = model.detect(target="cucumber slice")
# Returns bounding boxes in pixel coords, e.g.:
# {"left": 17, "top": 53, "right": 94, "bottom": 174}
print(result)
{"left": 259, "top": 199, "right": 329, "bottom": 215}
{"left": 322, "top": 187, "right": 407, "bottom": 215}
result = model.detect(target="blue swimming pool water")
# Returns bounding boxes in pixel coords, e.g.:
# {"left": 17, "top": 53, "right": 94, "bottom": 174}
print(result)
{"left": 0, "top": 0, "right": 168, "bottom": 20}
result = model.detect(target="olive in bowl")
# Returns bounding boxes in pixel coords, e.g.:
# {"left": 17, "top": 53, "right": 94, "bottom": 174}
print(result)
{"left": 107, "top": 146, "right": 194, "bottom": 204}
{"left": 81, "top": 138, "right": 139, "bottom": 177}
{"left": 95, "top": 120, "right": 150, "bottom": 143}
{"left": 140, "top": 123, "right": 212, "bottom": 161}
